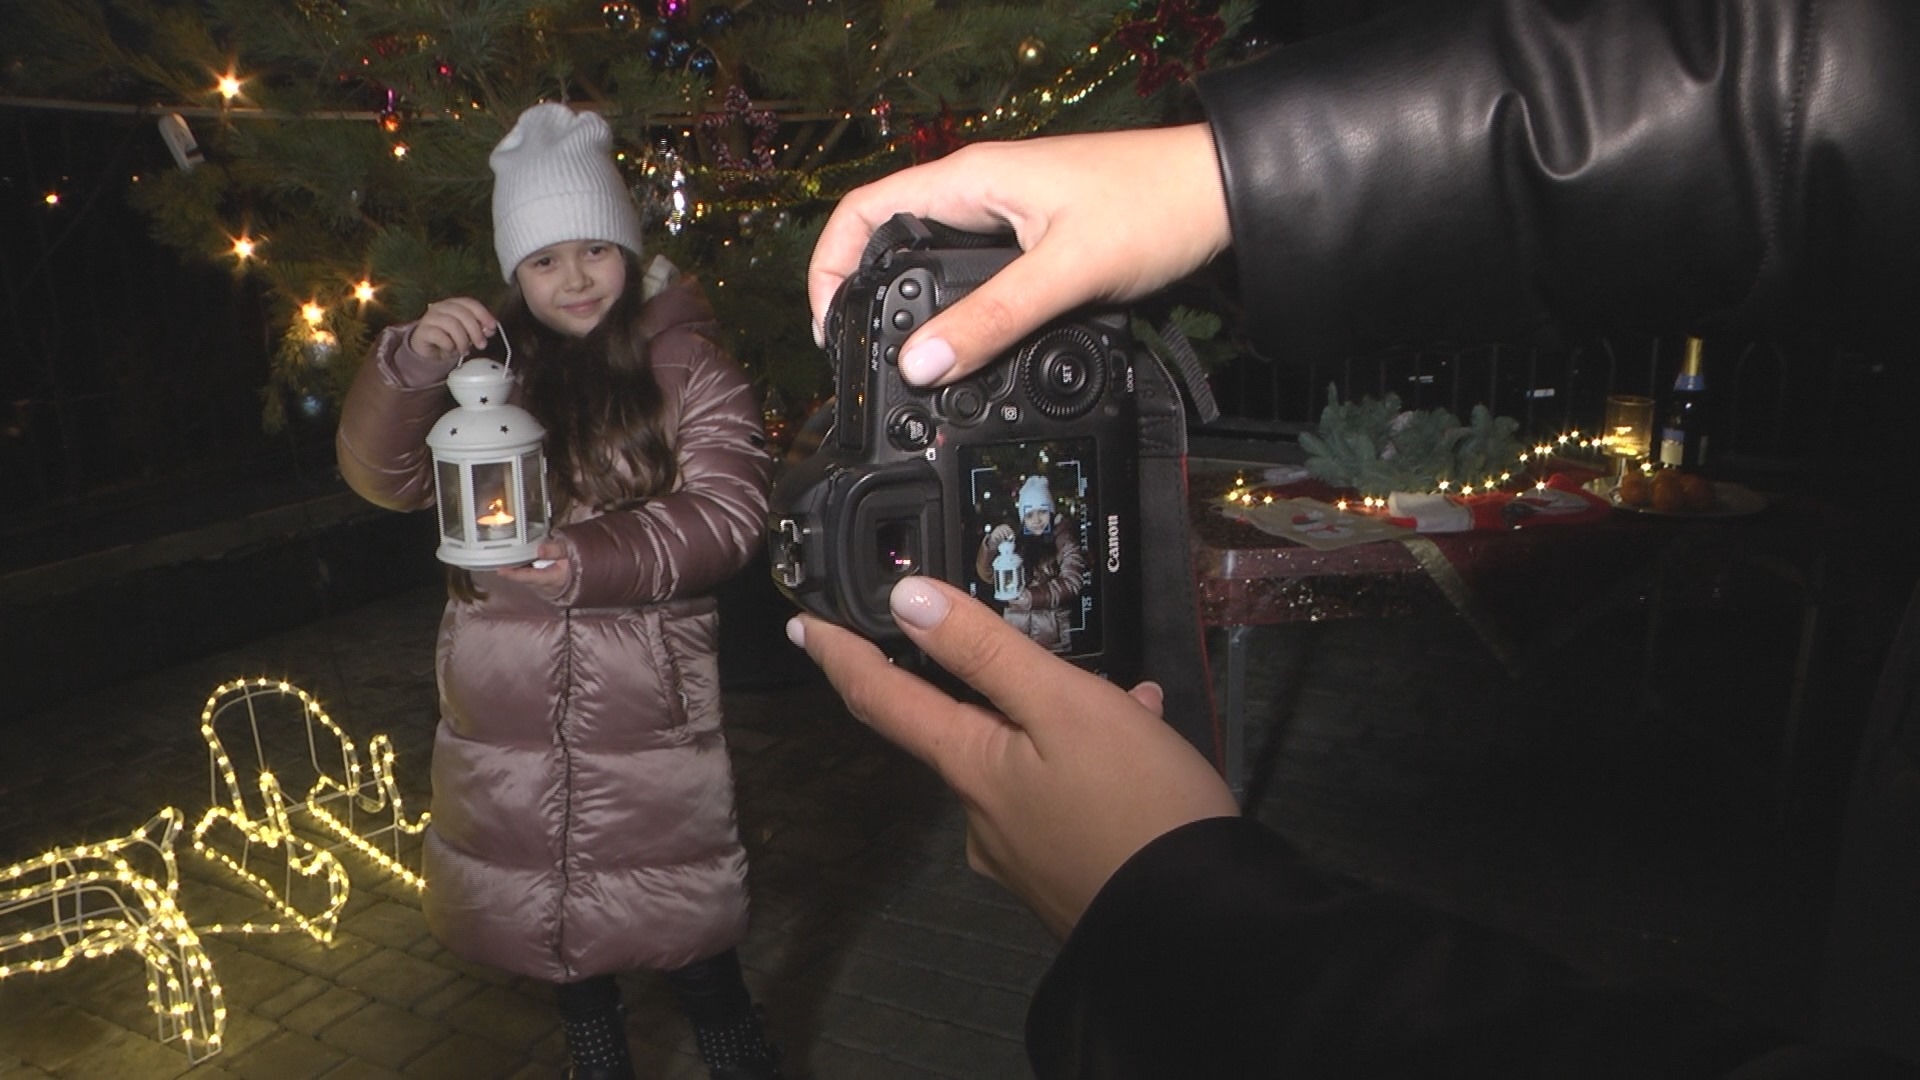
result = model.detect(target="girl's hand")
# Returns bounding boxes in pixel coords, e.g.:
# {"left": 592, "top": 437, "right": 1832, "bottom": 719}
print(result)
{"left": 494, "top": 539, "right": 572, "bottom": 599}
{"left": 407, "top": 297, "right": 498, "bottom": 365}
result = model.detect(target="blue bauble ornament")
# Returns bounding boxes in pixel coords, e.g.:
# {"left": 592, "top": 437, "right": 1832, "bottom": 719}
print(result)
{"left": 700, "top": 6, "right": 735, "bottom": 34}
{"left": 667, "top": 37, "right": 693, "bottom": 65}
{"left": 688, "top": 48, "right": 717, "bottom": 77}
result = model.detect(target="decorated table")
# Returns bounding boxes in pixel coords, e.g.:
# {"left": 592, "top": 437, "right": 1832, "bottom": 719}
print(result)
{"left": 1185, "top": 457, "right": 1820, "bottom": 799}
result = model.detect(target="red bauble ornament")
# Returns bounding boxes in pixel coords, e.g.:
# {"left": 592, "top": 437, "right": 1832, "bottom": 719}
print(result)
{"left": 910, "top": 103, "right": 963, "bottom": 163}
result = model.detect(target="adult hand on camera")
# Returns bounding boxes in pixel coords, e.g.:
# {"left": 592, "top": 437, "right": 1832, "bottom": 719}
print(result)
{"left": 407, "top": 297, "right": 498, "bottom": 366}
{"left": 787, "top": 576, "right": 1238, "bottom": 937}
{"left": 807, "top": 125, "right": 1230, "bottom": 388}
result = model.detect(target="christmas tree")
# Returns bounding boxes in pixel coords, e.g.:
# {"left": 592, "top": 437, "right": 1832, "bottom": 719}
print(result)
{"left": 4, "top": 0, "right": 1258, "bottom": 435}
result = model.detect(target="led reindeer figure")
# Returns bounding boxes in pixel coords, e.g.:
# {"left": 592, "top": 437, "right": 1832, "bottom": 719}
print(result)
{"left": 0, "top": 808, "right": 226, "bottom": 1062}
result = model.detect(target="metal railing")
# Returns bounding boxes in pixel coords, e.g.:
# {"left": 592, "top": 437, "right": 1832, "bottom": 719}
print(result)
{"left": 1200, "top": 333, "right": 1881, "bottom": 477}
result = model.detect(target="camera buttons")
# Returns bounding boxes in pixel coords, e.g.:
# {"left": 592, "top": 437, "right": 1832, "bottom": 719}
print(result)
{"left": 886, "top": 407, "right": 935, "bottom": 452}
{"left": 938, "top": 384, "right": 988, "bottom": 424}
{"left": 1019, "top": 326, "right": 1109, "bottom": 419}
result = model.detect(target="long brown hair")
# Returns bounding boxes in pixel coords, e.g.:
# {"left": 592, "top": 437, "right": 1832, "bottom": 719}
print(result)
{"left": 501, "top": 248, "right": 679, "bottom": 514}
{"left": 448, "top": 248, "right": 676, "bottom": 602}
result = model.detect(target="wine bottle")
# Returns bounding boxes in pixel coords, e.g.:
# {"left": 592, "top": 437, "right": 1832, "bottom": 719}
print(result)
{"left": 1658, "top": 337, "right": 1712, "bottom": 473}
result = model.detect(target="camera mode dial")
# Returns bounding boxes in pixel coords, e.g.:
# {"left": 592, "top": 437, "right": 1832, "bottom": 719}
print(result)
{"left": 1019, "top": 326, "right": 1109, "bottom": 420}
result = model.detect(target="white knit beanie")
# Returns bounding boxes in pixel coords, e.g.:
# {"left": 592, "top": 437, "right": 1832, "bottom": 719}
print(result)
{"left": 489, "top": 103, "right": 645, "bottom": 282}
{"left": 1016, "top": 474, "right": 1055, "bottom": 517}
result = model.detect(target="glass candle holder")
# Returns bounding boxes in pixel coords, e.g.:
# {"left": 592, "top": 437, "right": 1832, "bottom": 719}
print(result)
{"left": 1603, "top": 394, "right": 1655, "bottom": 476}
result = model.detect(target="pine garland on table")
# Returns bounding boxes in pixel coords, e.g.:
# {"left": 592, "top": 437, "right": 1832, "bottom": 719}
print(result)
{"left": 1297, "top": 384, "right": 1523, "bottom": 496}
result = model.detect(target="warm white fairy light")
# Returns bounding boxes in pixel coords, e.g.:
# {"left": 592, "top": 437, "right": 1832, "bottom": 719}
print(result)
{"left": 230, "top": 235, "right": 257, "bottom": 261}
{"left": 0, "top": 677, "right": 429, "bottom": 1064}
{"left": 192, "top": 677, "right": 430, "bottom": 942}
{"left": 1, "top": 810, "right": 226, "bottom": 1061}
{"left": 300, "top": 301, "right": 325, "bottom": 326}
{"left": 216, "top": 73, "right": 243, "bottom": 101}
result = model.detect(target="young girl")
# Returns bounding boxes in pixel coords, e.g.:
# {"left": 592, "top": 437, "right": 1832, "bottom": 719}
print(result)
{"left": 336, "top": 103, "right": 781, "bottom": 1080}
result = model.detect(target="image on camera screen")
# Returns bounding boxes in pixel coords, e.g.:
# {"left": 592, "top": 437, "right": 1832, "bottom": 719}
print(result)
{"left": 959, "top": 438, "right": 1102, "bottom": 659}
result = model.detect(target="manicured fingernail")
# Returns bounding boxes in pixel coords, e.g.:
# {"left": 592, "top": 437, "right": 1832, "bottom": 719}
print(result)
{"left": 810, "top": 317, "right": 823, "bottom": 349}
{"left": 890, "top": 577, "right": 950, "bottom": 629}
{"left": 785, "top": 616, "right": 806, "bottom": 647}
{"left": 898, "top": 338, "right": 956, "bottom": 385}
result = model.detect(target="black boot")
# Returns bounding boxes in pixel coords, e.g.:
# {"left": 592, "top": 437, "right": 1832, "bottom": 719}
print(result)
{"left": 665, "top": 949, "right": 784, "bottom": 1080}
{"left": 555, "top": 974, "right": 635, "bottom": 1080}
{"left": 693, "top": 1007, "right": 784, "bottom": 1080}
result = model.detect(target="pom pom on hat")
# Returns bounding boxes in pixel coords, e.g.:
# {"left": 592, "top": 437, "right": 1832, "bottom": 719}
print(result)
{"left": 489, "top": 103, "right": 645, "bottom": 281}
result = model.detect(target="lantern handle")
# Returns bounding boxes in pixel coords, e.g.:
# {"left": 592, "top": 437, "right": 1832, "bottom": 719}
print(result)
{"left": 464, "top": 324, "right": 514, "bottom": 371}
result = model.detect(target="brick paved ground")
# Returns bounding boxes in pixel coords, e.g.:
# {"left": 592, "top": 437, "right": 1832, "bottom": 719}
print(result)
{"left": 1, "top": 582, "right": 1050, "bottom": 1080}
{"left": 2, "top": 511, "right": 1903, "bottom": 1078}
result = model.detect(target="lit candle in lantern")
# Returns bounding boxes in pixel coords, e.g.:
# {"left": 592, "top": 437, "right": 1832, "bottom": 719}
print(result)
{"left": 475, "top": 497, "right": 516, "bottom": 540}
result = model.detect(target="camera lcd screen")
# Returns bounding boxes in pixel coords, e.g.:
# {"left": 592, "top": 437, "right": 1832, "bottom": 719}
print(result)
{"left": 958, "top": 438, "right": 1103, "bottom": 660}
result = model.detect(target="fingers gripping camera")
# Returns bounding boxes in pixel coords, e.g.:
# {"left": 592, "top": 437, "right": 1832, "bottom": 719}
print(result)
{"left": 770, "top": 215, "right": 1144, "bottom": 685}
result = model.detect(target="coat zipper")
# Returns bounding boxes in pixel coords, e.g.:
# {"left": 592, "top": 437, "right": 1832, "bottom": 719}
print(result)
{"left": 552, "top": 605, "right": 577, "bottom": 980}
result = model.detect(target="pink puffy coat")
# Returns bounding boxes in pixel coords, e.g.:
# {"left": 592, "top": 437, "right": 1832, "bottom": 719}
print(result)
{"left": 335, "top": 276, "right": 772, "bottom": 981}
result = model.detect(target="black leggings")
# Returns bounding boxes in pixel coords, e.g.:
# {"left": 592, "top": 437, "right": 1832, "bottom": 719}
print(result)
{"left": 554, "top": 948, "right": 755, "bottom": 1027}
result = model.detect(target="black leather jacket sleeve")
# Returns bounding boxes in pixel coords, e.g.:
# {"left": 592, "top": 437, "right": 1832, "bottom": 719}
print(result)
{"left": 1025, "top": 817, "right": 1913, "bottom": 1079}
{"left": 1195, "top": 0, "right": 1920, "bottom": 361}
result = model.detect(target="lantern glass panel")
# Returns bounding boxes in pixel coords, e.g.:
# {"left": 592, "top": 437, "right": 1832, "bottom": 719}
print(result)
{"left": 437, "top": 460, "right": 467, "bottom": 542}
{"left": 472, "top": 461, "right": 519, "bottom": 541}
{"left": 520, "top": 450, "right": 546, "bottom": 524}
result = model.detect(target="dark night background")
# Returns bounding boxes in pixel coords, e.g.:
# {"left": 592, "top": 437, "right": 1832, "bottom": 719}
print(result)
{"left": 5, "top": 2, "right": 1920, "bottom": 1073}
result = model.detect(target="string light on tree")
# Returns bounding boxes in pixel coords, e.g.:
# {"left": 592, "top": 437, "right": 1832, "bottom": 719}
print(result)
{"left": 602, "top": 0, "right": 638, "bottom": 32}
{"left": 9, "top": 0, "right": 1256, "bottom": 435}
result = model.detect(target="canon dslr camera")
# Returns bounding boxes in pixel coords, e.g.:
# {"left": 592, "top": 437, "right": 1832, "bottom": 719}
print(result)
{"left": 769, "top": 214, "right": 1143, "bottom": 685}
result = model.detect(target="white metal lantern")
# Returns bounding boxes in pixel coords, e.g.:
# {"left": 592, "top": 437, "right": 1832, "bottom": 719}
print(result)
{"left": 991, "top": 538, "right": 1025, "bottom": 601}
{"left": 425, "top": 340, "right": 550, "bottom": 569}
